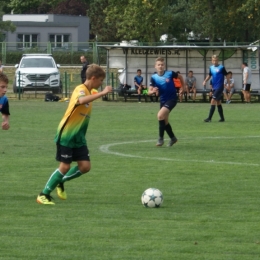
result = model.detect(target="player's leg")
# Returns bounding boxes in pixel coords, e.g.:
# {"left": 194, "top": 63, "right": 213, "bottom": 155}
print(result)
{"left": 192, "top": 87, "right": 196, "bottom": 102}
{"left": 137, "top": 87, "right": 141, "bottom": 102}
{"left": 57, "top": 146, "right": 90, "bottom": 200}
{"left": 223, "top": 89, "right": 228, "bottom": 103}
{"left": 179, "top": 87, "right": 183, "bottom": 102}
{"left": 36, "top": 145, "right": 71, "bottom": 204}
{"left": 158, "top": 100, "right": 178, "bottom": 146}
{"left": 156, "top": 106, "right": 168, "bottom": 146}
{"left": 204, "top": 89, "right": 218, "bottom": 122}
{"left": 188, "top": 87, "right": 192, "bottom": 99}
{"left": 242, "top": 85, "right": 247, "bottom": 102}
{"left": 215, "top": 89, "right": 225, "bottom": 121}
{"left": 228, "top": 88, "right": 234, "bottom": 103}
{"left": 165, "top": 103, "right": 178, "bottom": 146}
{"left": 247, "top": 84, "right": 251, "bottom": 103}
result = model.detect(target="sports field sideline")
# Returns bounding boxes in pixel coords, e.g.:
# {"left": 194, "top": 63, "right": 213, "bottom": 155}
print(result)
{"left": 1, "top": 100, "right": 260, "bottom": 259}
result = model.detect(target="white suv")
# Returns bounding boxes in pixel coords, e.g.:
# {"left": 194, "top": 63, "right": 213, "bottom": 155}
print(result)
{"left": 13, "top": 54, "right": 62, "bottom": 94}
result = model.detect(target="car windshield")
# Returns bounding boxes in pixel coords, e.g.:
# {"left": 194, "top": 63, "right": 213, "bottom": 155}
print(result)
{"left": 20, "top": 58, "right": 55, "bottom": 68}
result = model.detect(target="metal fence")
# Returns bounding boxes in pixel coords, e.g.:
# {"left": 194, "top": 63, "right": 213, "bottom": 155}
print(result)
{"left": 1, "top": 41, "right": 259, "bottom": 65}
{"left": 1, "top": 42, "right": 102, "bottom": 65}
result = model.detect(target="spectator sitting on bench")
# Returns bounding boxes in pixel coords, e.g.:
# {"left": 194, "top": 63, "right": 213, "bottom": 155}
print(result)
{"left": 173, "top": 71, "right": 183, "bottom": 102}
{"left": 134, "top": 69, "right": 147, "bottom": 103}
{"left": 223, "top": 71, "right": 235, "bottom": 104}
{"left": 185, "top": 70, "right": 197, "bottom": 102}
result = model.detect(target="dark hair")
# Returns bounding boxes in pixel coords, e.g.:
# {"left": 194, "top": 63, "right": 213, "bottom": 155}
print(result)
{"left": 137, "top": 69, "right": 141, "bottom": 72}
{"left": 0, "top": 73, "right": 8, "bottom": 84}
{"left": 189, "top": 70, "right": 193, "bottom": 73}
{"left": 242, "top": 62, "right": 248, "bottom": 66}
{"left": 176, "top": 71, "right": 180, "bottom": 74}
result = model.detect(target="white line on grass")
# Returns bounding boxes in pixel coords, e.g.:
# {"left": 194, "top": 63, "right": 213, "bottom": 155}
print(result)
{"left": 99, "top": 137, "right": 260, "bottom": 167}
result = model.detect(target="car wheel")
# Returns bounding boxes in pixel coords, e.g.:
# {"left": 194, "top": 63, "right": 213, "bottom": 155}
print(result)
{"left": 13, "top": 78, "right": 24, "bottom": 93}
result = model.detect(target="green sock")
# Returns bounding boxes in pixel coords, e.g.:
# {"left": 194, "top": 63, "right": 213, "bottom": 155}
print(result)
{"left": 62, "top": 166, "right": 82, "bottom": 183}
{"left": 42, "top": 169, "right": 64, "bottom": 195}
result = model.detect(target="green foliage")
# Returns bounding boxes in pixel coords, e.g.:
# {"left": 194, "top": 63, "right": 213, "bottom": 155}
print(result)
{"left": 87, "top": 0, "right": 120, "bottom": 42}
{"left": 8, "top": 0, "right": 45, "bottom": 13}
{"left": 104, "top": 0, "right": 174, "bottom": 42}
{"left": 179, "top": 0, "right": 260, "bottom": 42}
{"left": 1, "top": 100, "right": 260, "bottom": 259}
{"left": 0, "top": 2, "right": 16, "bottom": 37}
{"left": 4, "top": 0, "right": 260, "bottom": 42}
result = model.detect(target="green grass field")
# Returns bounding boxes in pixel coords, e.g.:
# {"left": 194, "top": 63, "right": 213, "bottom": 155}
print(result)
{"left": 1, "top": 99, "right": 260, "bottom": 260}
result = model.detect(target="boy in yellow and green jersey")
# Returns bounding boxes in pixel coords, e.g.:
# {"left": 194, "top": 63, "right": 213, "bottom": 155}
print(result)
{"left": 37, "top": 64, "right": 112, "bottom": 205}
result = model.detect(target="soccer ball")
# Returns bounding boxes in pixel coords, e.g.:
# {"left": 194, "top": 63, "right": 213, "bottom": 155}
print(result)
{"left": 141, "top": 188, "right": 163, "bottom": 208}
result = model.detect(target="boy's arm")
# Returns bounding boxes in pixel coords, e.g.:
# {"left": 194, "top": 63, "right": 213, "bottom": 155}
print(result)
{"left": 134, "top": 80, "right": 139, "bottom": 87}
{"left": 193, "top": 77, "right": 196, "bottom": 88}
{"left": 78, "top": 86, "right": 112, "bottom": 105}
{"left": 177, "top": 74, "right": 185, "bottom": 89}
{"left": 203, "top": 75, "right": 211, "bottom": 86}
{"left": 2, "top": 114, "right": 10, "bottom": 130}
{"left": 230, "top": 79, "right": 234, "bottom": 88}
{"left": 148, "top": 85, "right": 158, "bottom": 95}
{"left": 243, "top": 71, "right": 248, "bottom": 84}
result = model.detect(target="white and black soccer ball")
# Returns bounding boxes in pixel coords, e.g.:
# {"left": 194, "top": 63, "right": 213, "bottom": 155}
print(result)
{"left": 141, "top": 188, "right": 163, "bottom": 208}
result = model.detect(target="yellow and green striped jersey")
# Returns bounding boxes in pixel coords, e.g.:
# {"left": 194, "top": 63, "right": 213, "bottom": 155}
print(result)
{"left": 55, "top": 84, "right": 92, "bottom": 148}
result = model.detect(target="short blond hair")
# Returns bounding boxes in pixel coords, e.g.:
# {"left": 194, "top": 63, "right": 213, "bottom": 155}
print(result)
{"left": 212, "top": 54, "right": 219, "bottom": 59}
{"left": 86, "top": 64, "right": 106, "bottom": 80}
{"left": 155, "top": 57, "right": 164, "bottom": 63}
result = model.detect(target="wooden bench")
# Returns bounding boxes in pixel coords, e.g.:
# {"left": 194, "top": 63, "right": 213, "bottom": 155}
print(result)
{"left": 193, "top": 89, "right": 260, "bottom": 103}
{"left": 124, "top": 89, "right": 149, "bottom": 102}
{"left": 103, "top": 87, "right": 260, "bottom": 103}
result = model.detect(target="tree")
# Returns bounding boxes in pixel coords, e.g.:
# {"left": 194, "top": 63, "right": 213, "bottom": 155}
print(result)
{"left": 50, "top": 0, "right": 88, "bottom": 16}
{"left": 87, "top": 0, "right": 119, "bottom": 42}
{"left": 0, "top": 1, "right": 16, "bottom": 41}
{"left": 104, "top": 0, "right": 175, "bottom": 42}
{"left": 179, "top": 0, "right": 260, "bottom": 42}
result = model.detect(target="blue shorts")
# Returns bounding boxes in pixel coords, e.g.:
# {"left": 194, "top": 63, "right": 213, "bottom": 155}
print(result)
{"left": 212, "top": 88, "right": 224, "bottom": 101}
{"left": 160, "top": 99, "right": 177, "bottom": 111}
{"left": 56, "top": 144, "right": 90, "bottom": 164}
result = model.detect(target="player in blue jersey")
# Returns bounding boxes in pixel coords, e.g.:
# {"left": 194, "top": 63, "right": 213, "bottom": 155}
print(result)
{"left": 149, "top": 57, "right": 184, "bottom": 147}
{"left": 203, "top": 55, "right": 228, "bottom": 122}
{"left": 0, "top": 74, "right": 10, "bottom": 130}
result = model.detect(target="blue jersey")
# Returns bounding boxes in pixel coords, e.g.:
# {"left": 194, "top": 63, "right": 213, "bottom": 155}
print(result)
{"left": 0, "top": 95, "right": 10, "bottom": 115}
{"left": 209, "top": 64, "right": 227, "bottom": 90}
{"left": 134, "top": 75, "right": 143, "bottom": 85}
{"left": 150, "top": 70, "right": 178, "bottom": 103}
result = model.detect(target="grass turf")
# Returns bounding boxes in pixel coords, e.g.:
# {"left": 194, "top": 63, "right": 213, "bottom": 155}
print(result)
{"left": 1, "top": 100, "right": 260, "bottom": 259}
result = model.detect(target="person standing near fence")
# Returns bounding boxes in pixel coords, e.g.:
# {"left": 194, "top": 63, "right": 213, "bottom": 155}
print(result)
{"left": 0, "top": 74, "right": 10, "bottom": 130}
{"left": 203, "top": 55, "right": 227, "bottom": 122}
{"left": 80, "top": 55, "right": 89, "bottom": 83}
{"left": 241, "top": 62, "right": 252, "bottom": 103}
{"left": 149, "top": 57, "right": 184, "bottom": 147}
